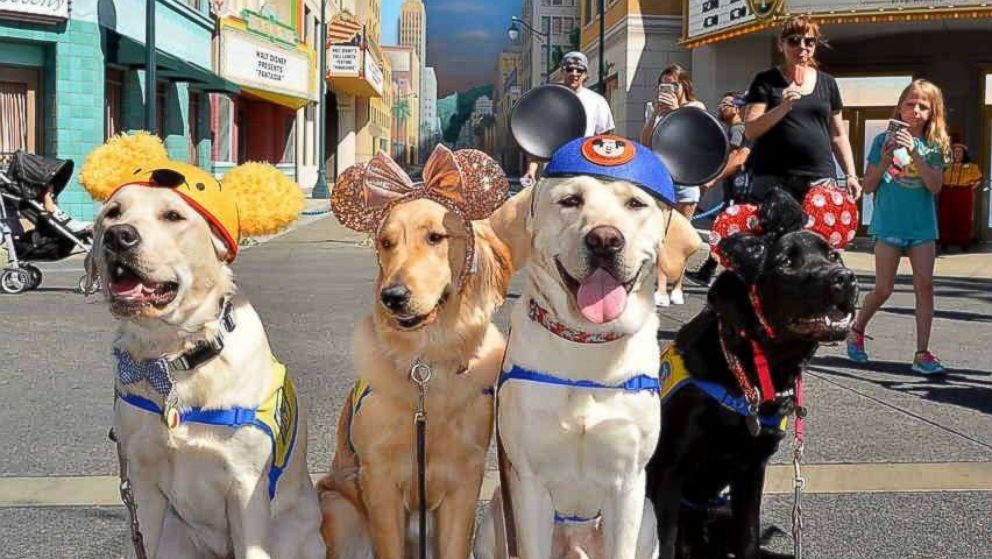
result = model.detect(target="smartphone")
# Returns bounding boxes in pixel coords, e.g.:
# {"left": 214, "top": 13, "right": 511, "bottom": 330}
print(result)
{"left": 658, "top": 83, "right": 677, "bottom": 94}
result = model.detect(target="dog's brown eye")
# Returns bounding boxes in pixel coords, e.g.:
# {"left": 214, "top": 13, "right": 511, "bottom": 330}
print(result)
{"left": 105, "top": 206, "right": 121, "bottom": 220}
{"left": 558, "top": 195, "right": 583, "bottom": 208}
{"left": 426, "top": 232, "right": 447, "bottom": 245}
{"left": 626, "top": 198, "right": 648, "bottom": 210}
{"left": 380, "top": 238, "right": 394, "bottom": 250}
{"left": 163, "top": 210, "right": 185, "bottom": 222}
{"left": 828, "top": 251, "right": 841, "bottom": 262}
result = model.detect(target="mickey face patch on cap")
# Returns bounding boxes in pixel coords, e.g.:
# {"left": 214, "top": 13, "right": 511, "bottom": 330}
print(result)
{"left": 581, "top": 135, "right": 636, "bottom": 166}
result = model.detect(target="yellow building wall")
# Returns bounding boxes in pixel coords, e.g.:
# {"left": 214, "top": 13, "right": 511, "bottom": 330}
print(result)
{"left": 581, "top": 0, "right": 680, "bottom": 49}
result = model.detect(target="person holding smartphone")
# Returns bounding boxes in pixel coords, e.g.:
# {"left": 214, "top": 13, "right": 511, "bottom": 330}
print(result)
{"left": 847, "top": 79, "right": 950, "bottom": 375}
{"left": 742, "top": 15, "right": 861, "bottom": 203}
{"left": 639, "top": 64, "right": 706, "bottom": 306}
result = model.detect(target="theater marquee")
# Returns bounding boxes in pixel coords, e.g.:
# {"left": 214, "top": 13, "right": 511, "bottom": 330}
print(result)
{"left": 683, "top": 0, "right": 992, "bottom": 47}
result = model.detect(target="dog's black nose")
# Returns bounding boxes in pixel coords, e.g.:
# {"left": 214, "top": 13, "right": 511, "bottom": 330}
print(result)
{"left": 830, "top": 268, "right": 857, "bottom": 300}
{"left": 380, "top": 284, "right": 411, "bottom": 311}
{"left": 103, "top": 224, "right": 141, "bottom": 253}
{"left": 585, "top": 226, "right": 625, "bottom": 258}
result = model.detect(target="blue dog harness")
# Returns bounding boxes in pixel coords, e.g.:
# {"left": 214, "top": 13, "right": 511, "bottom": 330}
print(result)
{"left": 346, "top": 376, "right": 495, "bottom": 454}
{"left": 659, "top": 345, "right": 787, "bottom": 432}
{"left": 115, "top": 348, "right": 300, "bottom": 500}
{"left": 497, "top": 365, "right": 661, "bottom": 394}
{"left": 497, "top": 364, "right": 660, "bottom": 524}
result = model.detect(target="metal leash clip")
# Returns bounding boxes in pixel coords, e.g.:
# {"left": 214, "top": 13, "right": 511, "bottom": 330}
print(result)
{"left": 410, "top": 361, "right": 432, "bottom": 422}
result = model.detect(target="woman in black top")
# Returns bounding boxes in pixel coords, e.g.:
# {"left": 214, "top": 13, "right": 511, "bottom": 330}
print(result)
{"left": 743, "top": 15, "right": 861, "bottom": 203}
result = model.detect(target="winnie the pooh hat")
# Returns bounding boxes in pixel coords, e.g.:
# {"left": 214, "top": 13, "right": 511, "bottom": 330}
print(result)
{"left": 80, "top": 132, "right": 303, "bottom": 262}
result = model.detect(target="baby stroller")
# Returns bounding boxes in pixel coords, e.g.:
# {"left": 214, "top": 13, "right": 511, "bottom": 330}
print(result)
{"left": 0, "top": 151, "right": 93, "bottom": 294}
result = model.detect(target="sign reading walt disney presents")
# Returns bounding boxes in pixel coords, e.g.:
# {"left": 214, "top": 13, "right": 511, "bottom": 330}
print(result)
{"left": 0, "top": 0, "right": 69, "bottom": 22}
{"left": 220, "top": 22, "right": 314, "bottom": 101}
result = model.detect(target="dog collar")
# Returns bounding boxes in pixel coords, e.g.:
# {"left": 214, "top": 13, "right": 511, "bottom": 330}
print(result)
{"left": 115, "top": 298, "right": 236, "bottom": 394}
{"left": 716, "top": 323, "right": 782, "bottom": 436}
{"left": 527, "top": 299, "right": 625, "bottom": 344}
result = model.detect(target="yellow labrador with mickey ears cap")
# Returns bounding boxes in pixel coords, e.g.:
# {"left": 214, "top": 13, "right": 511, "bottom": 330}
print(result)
{"left": 475, "top": 133, "right": 710, "bottom": 559}
{"left": 474, "top": 186, "right": 699, "bottom": 559}
{"left": 81, "top": 133, "right": 324, "bottom": 559}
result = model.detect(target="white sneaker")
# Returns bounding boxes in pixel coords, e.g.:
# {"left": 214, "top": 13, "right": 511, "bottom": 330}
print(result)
{"left": 670, "top": 288, "right": 685, "bottom": 305}
{"left": 654, "top": 291, "right": 670, "bottom": 307}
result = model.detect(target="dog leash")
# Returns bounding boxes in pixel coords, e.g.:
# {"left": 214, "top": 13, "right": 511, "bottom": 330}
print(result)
{"left": 410, "top": 361, "right": 432, "bottom": 559}
{"left": 792, "top": 373, "right": 807, "bottom": 559}
{"left": 110, "top": 423, "right": 148, "bottom": 559}
{"left": 493, "top": 324, "right": 521, "bottom": 559}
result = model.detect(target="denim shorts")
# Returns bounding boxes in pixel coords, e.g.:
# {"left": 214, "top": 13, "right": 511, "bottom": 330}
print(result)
{"left": 876, "top": 236, "right": 934, "bottom": 252}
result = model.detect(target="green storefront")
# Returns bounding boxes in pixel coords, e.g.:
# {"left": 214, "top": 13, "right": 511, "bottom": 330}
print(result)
{"left": 0, "top": 0, "right": 234, "bottom": 220}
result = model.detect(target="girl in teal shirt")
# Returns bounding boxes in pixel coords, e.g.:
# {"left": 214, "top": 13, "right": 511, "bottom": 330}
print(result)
{"left": 847, "top": 79, "right": 950, "bottom": 375}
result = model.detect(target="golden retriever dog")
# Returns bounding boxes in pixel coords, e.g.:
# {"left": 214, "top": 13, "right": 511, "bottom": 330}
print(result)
{"left": 88, "top": 183, "right": 324, "bottom": 559}
{"left": 476, "top": 177, "right": 701, "bottom": 559}
{"left": 317, "top": 197, "right": 513, "bottom": 559}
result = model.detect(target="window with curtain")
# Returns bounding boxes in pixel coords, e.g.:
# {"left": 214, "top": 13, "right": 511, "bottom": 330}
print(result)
{"left": 105, "top": 70, "right": 123, "bottom": 140}
{"left": 0, "top": 81, "right": 28, "bottom": 154}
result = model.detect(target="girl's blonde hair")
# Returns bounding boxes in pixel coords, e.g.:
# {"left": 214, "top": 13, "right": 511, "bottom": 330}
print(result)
{"left": 894, "top": 79, "right": 950, "bottom": 161}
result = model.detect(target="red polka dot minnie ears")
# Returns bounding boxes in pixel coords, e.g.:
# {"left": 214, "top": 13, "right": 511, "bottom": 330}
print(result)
{"left": 709, "top": 184, "right": 859, "bottom": 266}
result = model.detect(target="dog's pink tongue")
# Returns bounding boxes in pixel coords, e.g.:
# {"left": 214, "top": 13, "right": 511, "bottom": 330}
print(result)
{"left": 576, "top": 268, "right": 627, "bottom": 324}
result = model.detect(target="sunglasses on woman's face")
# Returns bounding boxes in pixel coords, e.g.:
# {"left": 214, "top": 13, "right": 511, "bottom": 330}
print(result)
{"left": 564, "top": 67, "right": 586, "bottom": 75}
{"left": 785, "top": 35, "right": 817, "bottom": 48}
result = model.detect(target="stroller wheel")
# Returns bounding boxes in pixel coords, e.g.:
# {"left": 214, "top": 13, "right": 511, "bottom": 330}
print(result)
{"left": 78, "top": 273, "right": 100, "bottom": 295}
{"left": 1, "top": 268, "right": 30, "bottom": 294}
{"left": 23, "top": 263, "right": 42, "bottom": 290}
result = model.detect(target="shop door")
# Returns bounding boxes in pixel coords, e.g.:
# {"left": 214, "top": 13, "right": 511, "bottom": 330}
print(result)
{"left": 841, "top": 107, "right": 894, "bottom": 233}
{"left": 0, "top": 67, "right": 41, "bottom": 162}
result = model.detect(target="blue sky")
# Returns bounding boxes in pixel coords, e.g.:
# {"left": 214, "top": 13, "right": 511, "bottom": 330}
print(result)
{"left": 381, "top": 0, "right": 523, "bottom": 96}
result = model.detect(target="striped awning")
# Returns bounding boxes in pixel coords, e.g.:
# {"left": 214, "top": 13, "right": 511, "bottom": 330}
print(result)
{"left": 328, "top": 16, "right": 362, "bottom": 46}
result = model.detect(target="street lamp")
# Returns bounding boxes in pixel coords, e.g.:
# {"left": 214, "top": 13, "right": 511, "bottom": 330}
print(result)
{"left": 311, "top": 0, "right": 331, "bottom": 199}
{"left": 597, "top": 0, "right": 605, "bottom": 94}
{"left": 145, "top": 0, "right": 156, "bottom": 133}
{"left": 507, "top": 16, "right": 552, "bottom": 85}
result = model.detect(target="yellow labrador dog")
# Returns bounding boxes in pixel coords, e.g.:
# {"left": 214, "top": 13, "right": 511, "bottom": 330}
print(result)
{"left": 88, "top": 179, "right": 324, "bottom": 559}
{"left": 477, "top": 172, "right": 699, "bottom": 559}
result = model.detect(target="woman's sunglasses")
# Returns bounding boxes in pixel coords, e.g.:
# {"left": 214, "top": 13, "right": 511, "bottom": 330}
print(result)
{"left": 785, "top": 35, "right": 817, "bottom": 48}
{"left": 564, "top": 66, "right": 586, "bottom": 75}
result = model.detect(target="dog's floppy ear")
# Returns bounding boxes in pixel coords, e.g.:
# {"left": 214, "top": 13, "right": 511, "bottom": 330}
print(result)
{"left": 758, "top": 187, "right": 805, "bottom": 239}
{"left": 707, "top": 270, "right": 755, "bottom": 337}
{"left": 659, "top": 209, "right": 702, "bottom": 280}
{"left": 717, "top": 233, "right": 768, "bottom": 285}
{"left": 490, "top": 186, "right": 533, "bottom": 271}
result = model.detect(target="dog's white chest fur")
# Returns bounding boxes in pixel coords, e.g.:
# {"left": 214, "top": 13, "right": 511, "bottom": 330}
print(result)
{"left": 500, "top": 302, "right": 661, "bottom": 514}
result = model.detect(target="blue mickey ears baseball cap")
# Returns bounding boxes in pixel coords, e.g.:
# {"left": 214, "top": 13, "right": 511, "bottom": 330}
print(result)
{"left": 544, "top": 135, "right": 677, "bottom": 206}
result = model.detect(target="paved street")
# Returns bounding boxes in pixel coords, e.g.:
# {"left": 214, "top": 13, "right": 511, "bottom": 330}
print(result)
{"left": 2, "top": 215, "right": 991, "bottom": 558}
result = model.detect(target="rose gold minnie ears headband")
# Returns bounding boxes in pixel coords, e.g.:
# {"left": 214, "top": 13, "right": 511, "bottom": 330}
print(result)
{"left": 330, "top": 144, "right": 509, "bottom": 235}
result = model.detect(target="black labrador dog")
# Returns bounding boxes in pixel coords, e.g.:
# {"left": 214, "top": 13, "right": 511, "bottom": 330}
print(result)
{"left": 646, "top": 189, "right": 859, "bottom": 559}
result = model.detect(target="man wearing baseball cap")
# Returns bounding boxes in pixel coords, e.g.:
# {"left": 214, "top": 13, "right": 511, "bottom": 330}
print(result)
{"left": 523, "top": 51, "right": 616, "bottom": 182}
